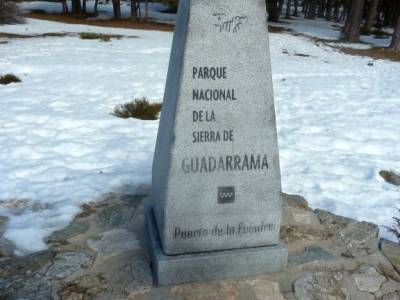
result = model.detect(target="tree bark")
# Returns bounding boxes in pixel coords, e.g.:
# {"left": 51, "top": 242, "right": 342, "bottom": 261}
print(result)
{"left": 278, "top": 0, "right": 285, "bottom": 17}
{"left": 62, "top": 0, "right": 69, "bottom": 14}
{"left": 365, "top": 0, "right": 379, "bottom": 32}
{"left": 145, "top": 0, "right": 149, "bottom": 20}
{"left": 293, "top": 0, "right": 299, "bottom": 16}
{"left": 267, "top": 0, "right": 280, "bottom": 22}
{"left": 71, "top": 0, "right": 81, "bottom": 14}
{"left": 318, "top": 0, "right": 326, "bottom": 18}
{"left": 306, "top": 0, "right": 317, "bottom": 19}
{"left": 326, "top": 0, "right": 333, "bottom": 20}
{"left": 333, "top": 0, "right": 340, "bottom": 22}
{"left": 131, "top": 0, "right": 138, "bottom": 21}
{"left": 344, "top": 0, "right": 366, "bottom": 42}
{"left": 286, "top": 0, "right": 292, "bottom": 18}
{"left": 390, "top": 14, "right": 400, "bottom": 51}
{"left": 112, "top": 0, "right": 121, "bottom": 19}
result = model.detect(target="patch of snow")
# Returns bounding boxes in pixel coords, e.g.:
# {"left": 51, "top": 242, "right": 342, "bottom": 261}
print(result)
{"left": 271, "top": 16, "right": 391, "bottom": 48}
{"left": 0, "top": 18, "right": 399, "bottom": 254}
{"left": 327, "top": 42, "right": 372, "bottom": 50}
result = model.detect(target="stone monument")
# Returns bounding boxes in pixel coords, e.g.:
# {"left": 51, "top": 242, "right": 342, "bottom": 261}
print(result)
{"left": 147, "top": 0, "right": 288, "bottom": 285}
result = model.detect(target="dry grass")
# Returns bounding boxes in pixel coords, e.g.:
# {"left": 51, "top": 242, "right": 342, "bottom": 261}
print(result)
{"left": 24, "top": 12, "right": 174, "bottom": 32}
{"left": 338, "top": 47, "right": 400, "bottom": 62}
{"left": 385, "top": 209, "right": 400, "bottom": 243}
{"left": 79, "top": 32, "right": 124, "bottom": 42}
{"left": 380, "top": 170, "right": 400, "bottom": 186}
{"left": 113, "top": 98, "right": 162, "bottom": 120}
{"left": 0, "top": 32, "right": 69, "bottom": 39}
{"left": 268, "top": 25, "right": 293, "bottom": 34}
{"left": 0, "top": 74, "right": 21, "bottom": 85}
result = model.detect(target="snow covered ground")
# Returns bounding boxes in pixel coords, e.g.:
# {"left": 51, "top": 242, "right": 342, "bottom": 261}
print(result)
{"left": 271, "top": 17, "right": 392, "bottom": 48}
{"left": 0, "top": 14, "right": 399, "bottom": 254}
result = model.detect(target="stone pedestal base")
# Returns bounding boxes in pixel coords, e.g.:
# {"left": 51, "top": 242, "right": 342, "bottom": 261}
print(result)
{"left": 145, "top": 206, "right": 288, "bottom": 286}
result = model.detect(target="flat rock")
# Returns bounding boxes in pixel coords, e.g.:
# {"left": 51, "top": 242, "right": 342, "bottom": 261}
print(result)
{"left": 1, "top": 273, "right": 53, "bottom": 300}
{"left": 315, "top": 209, "right": 379, "bottom": 257}
{"left": 245, "top": 278, "right": 286, "bottom": 300}
{"left": 352, "top": 266, "right": 387, "bottom": 293}
{"left": 381, "top": 239, "right": 400, "bottom": 273}
{"left": 382, "top": 291, "right": 400, "bottom": 300}
{"left": 96, "top": 204, "right": 132, "bottom": 229}
{"left": 0, "top": 250, "right": 54, "bottom": 277}
{"left": 46, "top": 251, "right": 92, "bottom": 279}
{"left": 120, "top": 259, "right": 153, "bottom": 298}
{"left": 282, "top": 194, "right": 310, "bottom": 210}
{"left": 0, "top": 216, "right": 15, "bottom": 257}
{"left": 294, "top": 271, "right": 350, "bottom": 300}
{"left": 46, "top": 221, "right": 89, "bottom": 243}
{"left": 58, "top": 273, "right": 107, "bottom": 300}
{"left": 289, "top": 245, "right": 336, "bottom": 266}
{"left": 280, "top": 225, "right": 329, "bottom": 243}
{"left": 282, "top": 206, "right": 321, "bottom": 227}
{"left": 87, "top": 229, "right": 140, "bottom": 262}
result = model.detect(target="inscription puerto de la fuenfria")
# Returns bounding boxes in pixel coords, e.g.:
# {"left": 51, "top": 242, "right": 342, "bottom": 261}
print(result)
{"left": 174, "top": 222, "right": 276, "bottom": 240}
{"left": 213, "top": 13, "right": 248, "bottom": 33}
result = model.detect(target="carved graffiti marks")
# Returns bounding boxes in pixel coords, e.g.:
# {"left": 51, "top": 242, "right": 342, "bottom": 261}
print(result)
{"left": 213, "top": 13, "right": 248, "bottom": 33}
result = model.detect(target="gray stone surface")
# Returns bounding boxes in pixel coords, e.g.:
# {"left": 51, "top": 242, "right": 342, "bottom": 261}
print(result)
{"left": 46, "top": 251, "right": 92, "bottom": 279}
{"left": 146, "top": 206, "right": 288, "bottom": 286}
{"left": 381, "top": 239, "right": 400, "bottom": 273}
{"left": 0, "top": 216, "right": 15, "bottom": 257}
{"left": 152, "top": 0, "right": 283, "bottom": 255}
{"left": 45, "top": 221, "right": 89, "bottom": 243}
{"left": 352, "top": 266, "right": 387, "bottom": 293}
{"left": 87, "top": 229, "right": 140, "bottom": 263}
{"left": 315, "top": 209, "right": 379, "bottom": 257}
{"left": 289, "top": 245, "right": 335, "bottom": 266}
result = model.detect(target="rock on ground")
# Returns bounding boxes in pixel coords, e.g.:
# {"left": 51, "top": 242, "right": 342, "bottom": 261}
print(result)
{"left": 0, "top": 192, "right": 399, "bottom": 300}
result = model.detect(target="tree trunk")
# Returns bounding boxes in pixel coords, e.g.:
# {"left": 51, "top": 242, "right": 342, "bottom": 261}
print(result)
{"left": 286, "top": 0, "right": 292, "bottom": 18}
{"left": 318, "top": 0, "right": 326, "bottom": 18}
{"left": 131, "top": 0, "right": 138, "bottom": 21}
{"left": 293, "top": 0, "right": 299, "bottom": 16}
{"left": 94, "top": 0, "right": 99, "bottom": 13}
{"left": 333, "top": 0, "right": 340, "bottom": 22}
{"left": 344, "top": 0, "right": 366, "bottom": 42}
{"left": 306, "top": 0, "right": 317, "bottom": 19}
{"left": 278, "top": 0, "right": 285, "bottom": 17}
{"left": 71, "top": 0, "right": 81, "bottom": 14}
{"left": 267, "top": 0, "right": 280, "bottom": 22}
{"left": 112, "top": 0, "right": 121, "bottom": 19}
{"left": 365, "top": 0, "right": 379, "bottom": 32}
{"left": 145, "top": 0, "right": 149, "bottom": 20}
{"left": 326, "top": 0, "right": 333, "bottom": 20}
{"left": 82, "top": 0, "right": 86, "bottom": 14}
{"left": 62, "top": 0, "right": 69, "bottom": 14}
{"left": 390, "top": 14, "right": 400, "bottom": 51}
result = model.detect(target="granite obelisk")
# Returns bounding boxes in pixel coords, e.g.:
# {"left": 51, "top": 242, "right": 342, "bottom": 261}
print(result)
{"left": 147, "top": 0, "right": 287, "bottom": 285}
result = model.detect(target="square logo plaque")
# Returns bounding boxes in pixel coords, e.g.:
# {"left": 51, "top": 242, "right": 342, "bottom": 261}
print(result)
{"left": 218, "top": 186, "right": 235, "bottom": 204}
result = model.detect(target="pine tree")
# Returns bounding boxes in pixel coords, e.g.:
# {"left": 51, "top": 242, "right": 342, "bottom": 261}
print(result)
{"left": 344, "top": 0, "right": 366, "bottom": 42}
{"left": 390, "top": 14, "right": 400, "bottom": 52}
{"left": 0, "top": 0, "right": 22, "bottom": 24}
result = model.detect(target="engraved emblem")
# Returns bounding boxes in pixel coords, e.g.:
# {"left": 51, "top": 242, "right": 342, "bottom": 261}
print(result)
{"left": 218, "top": 186, "right": 235, "bottom": 204}
{"left": 213, "top": 13, "right": 248, "bottom": 33}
